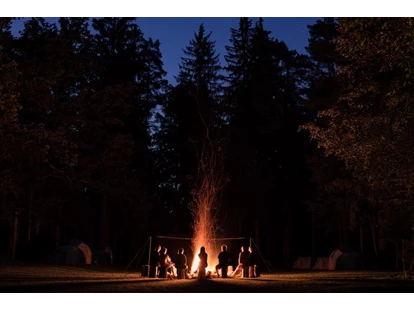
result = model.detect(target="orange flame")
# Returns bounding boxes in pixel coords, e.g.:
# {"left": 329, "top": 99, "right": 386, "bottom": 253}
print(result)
{"left": 189, "top": 138, "right": 227, "bottom": 273}
{"left": 190, "top": 202, "right": 219, "bottom": 273}
{"left": 188, "top": 87, "right": 229, "bottom": 274}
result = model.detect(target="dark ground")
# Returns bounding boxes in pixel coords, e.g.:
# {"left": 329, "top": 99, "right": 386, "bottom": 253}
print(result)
{"left": 1, "top": 264, "right": 414, "bottom": 293}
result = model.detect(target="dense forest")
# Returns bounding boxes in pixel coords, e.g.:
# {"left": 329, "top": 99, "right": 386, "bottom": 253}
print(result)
{"left": 0, "top": 17, "right": 413, "bottom": 270}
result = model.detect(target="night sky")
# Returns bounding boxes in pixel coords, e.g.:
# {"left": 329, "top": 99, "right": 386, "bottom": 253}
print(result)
{"left": 11, "top": 17, "right": 320, "bottom": 84}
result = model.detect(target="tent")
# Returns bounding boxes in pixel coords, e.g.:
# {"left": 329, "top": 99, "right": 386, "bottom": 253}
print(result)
{"left": 336, "top": 251, "right": 370, "bottom": 270}
{"left": 93, "top": 246, "right": 113, "bottom": 264}
{"left": 49, "top": 239, "right": 92, "bottom": 265}
{"left": 292, "top": 257, "right": 312, "bottom": 269}
{"left": 327, "top": 249, "right": 372, "bottom": 270}
{"left": 312, "top": 257, "right": 329, "bottom": 270}
{"left": 328, "top": 249, "right": 343, "bottom": 270}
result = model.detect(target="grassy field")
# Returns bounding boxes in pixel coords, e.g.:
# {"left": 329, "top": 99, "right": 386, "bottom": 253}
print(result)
{"left": 1, "top": 264, "right": 414, "bottom": 293}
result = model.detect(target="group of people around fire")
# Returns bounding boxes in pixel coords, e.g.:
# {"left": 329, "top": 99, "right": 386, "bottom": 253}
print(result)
{"left": 149, "top": 244, "right": 258, "bottom": 279}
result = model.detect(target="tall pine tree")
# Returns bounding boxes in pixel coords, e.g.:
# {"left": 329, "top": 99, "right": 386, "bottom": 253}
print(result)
{"left": 153, "top": 24, "right": 224, "bottom": 235}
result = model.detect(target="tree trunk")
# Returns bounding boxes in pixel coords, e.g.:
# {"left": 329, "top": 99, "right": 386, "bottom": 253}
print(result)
{"left": 311, "top": 208, "right": 316, "bottom": 254}
{"left": 396, "top": 242, "right": 399, "bottom": 271}
{"left": 266, "top": 222, "right": 271, "bottom": 263}
{"left": 378, "top": 212, "right": 386, "bottom": 251}
{"left": 255, "top": 218, "right": 260, "bottom": 250}
{"left": 402, "top": 239, "right": 407, "bottom": 278}
{"left": 56, "top": 224, "right": 60, "bottom": 248}
{"left": 342, "top": 214, "right": 348, "bottom": 247}
{"left": 35, "top": 218, "right": 40, "bottom": 236}
{"left": 359, "top": 224, "right": 364, "bottom": 252}
{"left": 114, "top": 234, "right": 118, "bottom": 263}
{"left": 283, "top": 221, "right": 292, "bottom": 269}
{"left": 11, "top": 210, "right": 20, "bottom": 260}
{"left": 28, "top": 188, "right": 34, "bottom": 242}
{"left": 369, "top": 217, "right": 378, "bottom": 257}
{"left": 88, "top": 219, "right": 95, "bottom": 247}
{"left": 101, "top": 195, "right": 110, "bottom": 247}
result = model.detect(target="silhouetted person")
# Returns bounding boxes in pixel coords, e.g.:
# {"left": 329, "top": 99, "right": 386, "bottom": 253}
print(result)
{"left": 175, "top": 248, "right": 188, "bottom": 271}
{"left": 215, "top": 244, "right": 231, "bottom": 278}
{"left": 149, "top": 245, "right": 161, "bottom": 277}
{"left": 197, "top": 246, "right": 208, "bottom": 278}
{"left": 230, "top": 246, "right": 249, "bottom": 277}
{"left": 248, "top": 246, "right": 257, "bottom": 277}
{"left": 158, "top": 247, "right": 173, "bottom": 277}
{"left": 150, "top": 245, "right": 161, "bottom": 266}
{"left": 248, "top": 246, "right": 256, "bottom": 266}
{"left": 161, "top": 247, "right": 175, "bottom": 277}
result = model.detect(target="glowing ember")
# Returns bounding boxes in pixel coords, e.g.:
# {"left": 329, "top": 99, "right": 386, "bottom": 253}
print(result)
{"left": 189, "top": 129, "right": 228, "bottom": 274}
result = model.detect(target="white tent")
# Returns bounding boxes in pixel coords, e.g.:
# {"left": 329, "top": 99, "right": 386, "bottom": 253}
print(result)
{"left": 328, "top": 249, "right": 343, "bottom": 270}
{"left": 312, "top": 257, "right": 329, "bottom": 270}
{"left": 292, "top": 257, "right": 312, "bottom": 269}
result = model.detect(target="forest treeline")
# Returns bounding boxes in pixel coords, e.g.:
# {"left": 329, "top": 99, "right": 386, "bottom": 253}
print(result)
{"left": 0, "top": 17, "right": 413, "bottom": 270}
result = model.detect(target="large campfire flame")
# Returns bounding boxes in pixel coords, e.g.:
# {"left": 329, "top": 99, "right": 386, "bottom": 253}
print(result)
{"left": 187, "top": 88, "right": 229, "bottom": 275}
{"left": 189, "top": 131, "right": 228, "bottom": 274}
{"left": 190, "top": 202, "right": 218, "bottom": 273}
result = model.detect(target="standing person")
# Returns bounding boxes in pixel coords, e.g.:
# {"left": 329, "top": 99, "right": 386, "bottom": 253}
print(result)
{"left": 197, "top": 246, "right": 208, "bottom": 278}
{"left": 215, "top": 244, "right": 231, "bottom": 278}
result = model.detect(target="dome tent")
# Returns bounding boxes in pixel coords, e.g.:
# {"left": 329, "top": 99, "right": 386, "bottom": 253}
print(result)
{"left": 328, "top": 248, "right": 372, "bottom": 270}
{"left": 336, "top": 251, "right": 371, "bottom": 270}
{"left": 49, "top": 239, "right": 92, "bottom": 265}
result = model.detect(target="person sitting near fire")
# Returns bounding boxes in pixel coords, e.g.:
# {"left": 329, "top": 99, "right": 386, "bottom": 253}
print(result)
{"left": 150, "top": 245, "right": 161, "bottom": 268}
{"left": 230, "top": 246, "right": 250, "bottom": 277}
{"left": 215, "top": 244, "right": 231, "bottom": 278}
{"left": 165, "top": 248, "right": 176, "bottom": 277}
{"left": 197, "top": 246, "right": 208, "bottom": 278}
{"left": 152, "top": 245, "right": 162, "bottom": 265}
{"left": 148, "top": 245, "right": 162, "bottom": 277}
{"left": 175, "top": 248, "right": 188, "bottom": 273}
{"left": 159, "top": 247, "right": 175, "bottom": 277}
{"left": 248, "top": 246, "right": 257, "bottom": 277}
